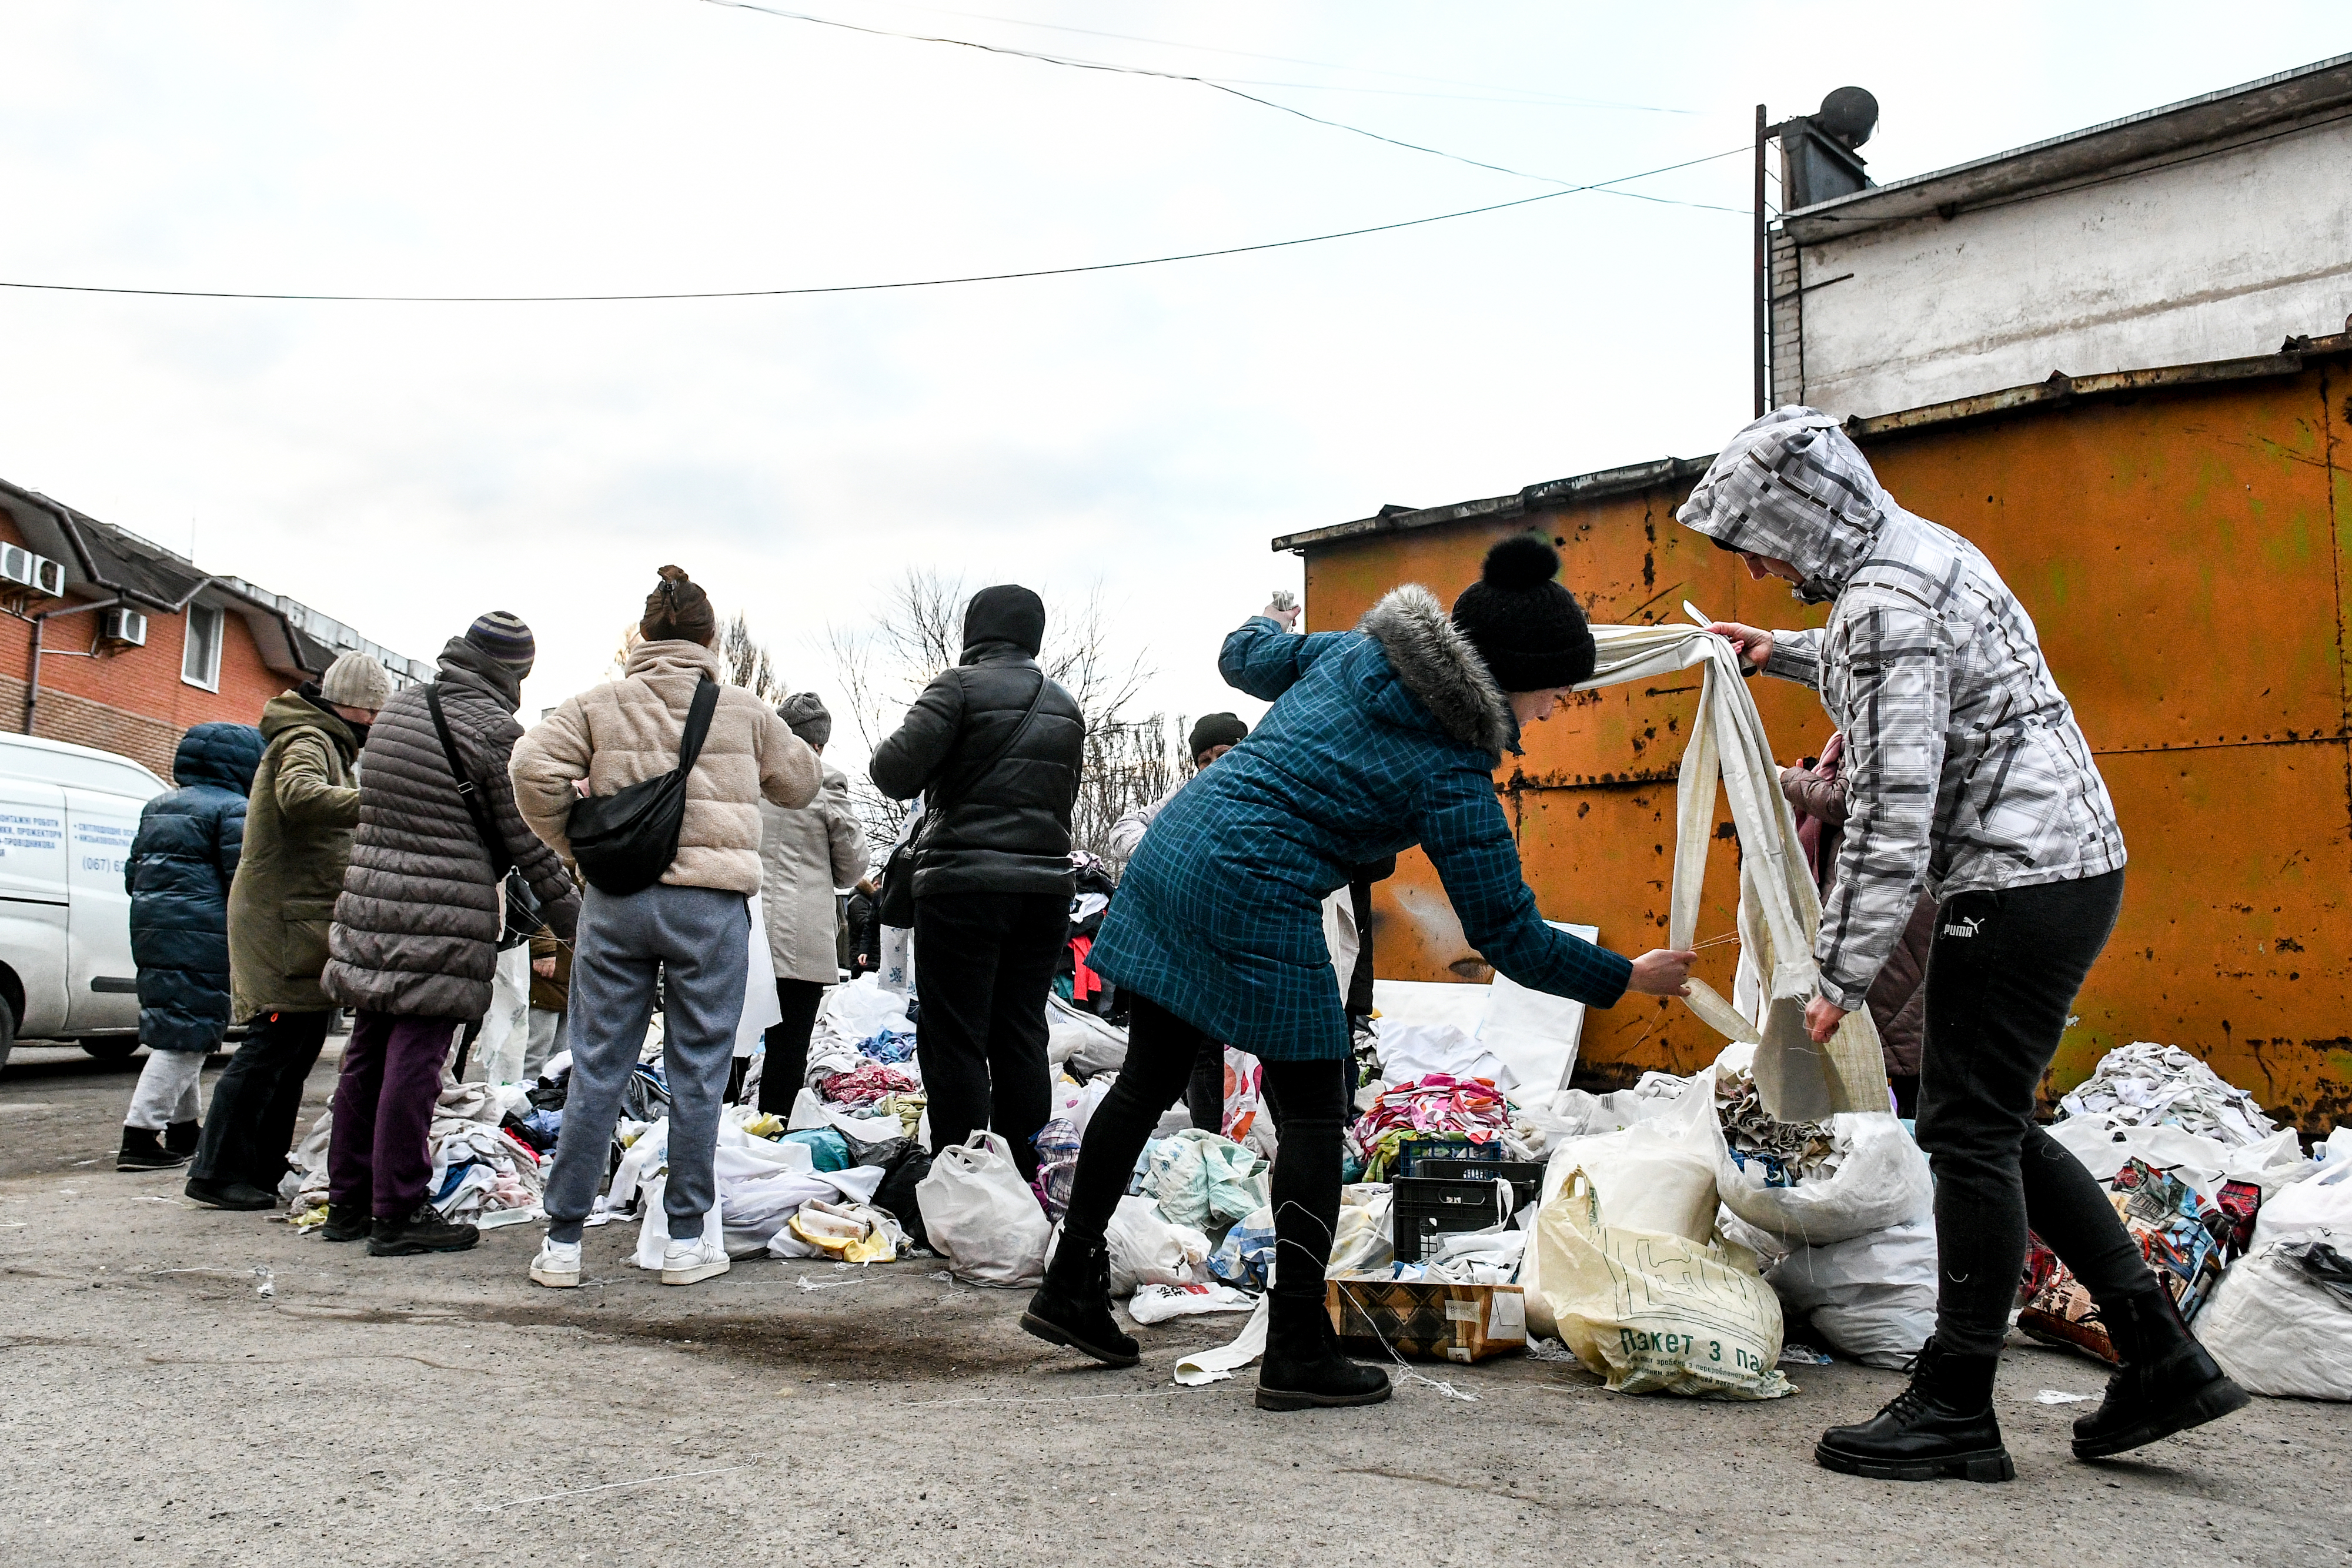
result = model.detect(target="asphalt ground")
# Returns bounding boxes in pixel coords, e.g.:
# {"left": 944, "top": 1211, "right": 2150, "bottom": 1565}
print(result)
{"left": 3, "top": 1043, "right": 2346, "bottom": 1567}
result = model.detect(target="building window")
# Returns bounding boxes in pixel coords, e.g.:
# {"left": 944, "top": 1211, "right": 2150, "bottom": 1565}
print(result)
{"left": 182, "top": 604, "right": 224, "bottom": 691}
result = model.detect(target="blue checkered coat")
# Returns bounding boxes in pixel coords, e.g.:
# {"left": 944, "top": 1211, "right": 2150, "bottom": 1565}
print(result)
{"left": 1088, "top": 588, "right": 1633, "bottom": 1060}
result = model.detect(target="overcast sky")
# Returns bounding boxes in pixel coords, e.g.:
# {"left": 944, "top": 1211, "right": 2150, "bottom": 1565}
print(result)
{"left": 2, "top": 3, "right": 2339, "bottom": 751}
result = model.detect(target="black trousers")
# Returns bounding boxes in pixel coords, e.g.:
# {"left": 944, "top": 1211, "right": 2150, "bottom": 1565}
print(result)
{"left": 1916, "top": 869, "right": 2153, "bottom": 1356}
{"left": 914, "top": 890, "right": 1067, "bottom": 1182}
{"left": 190, "top": 1008, "right": 332, "bottom": 1189}
{"left": 1184, "top": 1040, "right": 1225, "bottom": 1132}
{"left": 1064, "top": 994, "right": 1351, "bottom": 1299}
{"left": 757, "top": 978, "right": 829, "bottom": 1115}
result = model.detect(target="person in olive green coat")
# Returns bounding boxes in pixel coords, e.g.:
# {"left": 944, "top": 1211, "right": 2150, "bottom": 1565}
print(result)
{"left": 186, "top": 652, "right": 388, "bottom": 1210}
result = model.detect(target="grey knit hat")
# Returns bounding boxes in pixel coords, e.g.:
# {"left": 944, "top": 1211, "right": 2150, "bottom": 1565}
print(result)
{"left": 318, "top": 651, "right": 392, "bottom": 713}
{"left": 777, "top": 691, "right": 831, "bottom": 750}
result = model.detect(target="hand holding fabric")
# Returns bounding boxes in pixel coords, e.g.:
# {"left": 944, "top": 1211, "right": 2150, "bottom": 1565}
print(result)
{"left": 1705, "top": 620, "right": 1774, "bottom": 668}
{"left": 1626, "top": 948, "right": 1698, "bottom": 997}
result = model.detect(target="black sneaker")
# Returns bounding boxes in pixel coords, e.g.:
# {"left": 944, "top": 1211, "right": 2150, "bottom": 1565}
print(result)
{"left": 118, "top": 1126, "right": 191, "bottom": 1172}
{"left": 319, "top": 1205, "right": 370, "bottom": 1243}
{"left": 185, "top": 1175, "right": 278, "bottom": 1210}
{"left": 368, "top": 1206, "right": 480, "bottom": 1257}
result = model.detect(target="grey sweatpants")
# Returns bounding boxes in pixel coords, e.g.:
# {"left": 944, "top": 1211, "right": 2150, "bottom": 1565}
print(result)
{"left": 124, "top": 1048, "right": 206, "bottom": 1131}
{"left": 541, "top": 881, "right": 751, "bottom": 1245}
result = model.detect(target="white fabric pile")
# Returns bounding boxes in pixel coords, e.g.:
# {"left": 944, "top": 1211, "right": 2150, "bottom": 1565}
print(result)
{"left": 2058, "top": 1041, "right": 2277, "bottom": 1146}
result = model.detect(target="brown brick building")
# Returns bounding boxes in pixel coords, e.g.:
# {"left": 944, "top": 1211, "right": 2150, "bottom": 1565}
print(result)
{"left": 1, "top": 479, "right": 426, "bottom": 781}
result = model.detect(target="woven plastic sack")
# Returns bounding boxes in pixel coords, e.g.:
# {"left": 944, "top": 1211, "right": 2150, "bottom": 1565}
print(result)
{"left": 2199, "top": 1241, "right": 2352, "bottom": 1400}
{"left": 916, "top": 1131, "right": 1049, "bottom": 1286}
{"left": 1718, "top": 1112, "right": 1932, "bottom": 1248}
{"left": 1768, "top": 1220, "right": 1937, "bottom": 1368}
{"left": 1536, "top": 1174, "right": 1793, "bottom": 1400}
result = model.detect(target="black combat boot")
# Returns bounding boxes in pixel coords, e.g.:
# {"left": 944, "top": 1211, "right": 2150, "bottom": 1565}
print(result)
{"left": 2072, "top": 1288, "right": 2250, "bottom": 1459}
{"left": 1255, "top": 1291, "right": 1391, "bottom": 1412}
{"left": 1021, "top": 1236, "right": 1138, "bottom": 1366}
{"left": 118, "top": 1126, "right": 190, "bottom": 1172}
{"left": 1816, "top": 1337, "right": 2014, "bottom": 1482}
{"left": 368, "top": 1206, "right": 480, "bottom": 1257}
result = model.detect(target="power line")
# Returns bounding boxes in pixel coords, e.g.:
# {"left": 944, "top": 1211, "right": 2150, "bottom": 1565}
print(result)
{"left": 0, "top": 148, "right": 1745, "bottom": 305}
{"left": 700, "top": 1, "right": 1719, "bottom": 199}
{"left": 881, "top": 2, "right": 1693, "bottom": 112}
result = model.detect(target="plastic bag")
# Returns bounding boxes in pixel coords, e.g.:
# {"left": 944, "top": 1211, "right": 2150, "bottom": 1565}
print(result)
{"left": 1207, "top": 1205, "right": 1279, "bottom": 1290}
{"left": 1719, "top": 1112, "right": 1932, "bottom": 1248}
{"left": 1769, "top": 1220, "right": 1937, "bottom": 1368}
{"left": 1144, "top": 1128, "right": 1270, "bottom": 1230}
{"left": 2199, "top": 1241, "right": 2352, "bottom": 1400}
{"left": 1128, "top": 1281, "right": 1257, "bottom": 1324}
{"left": 915, "top": 1131, "right": 1050, "bottom": 1286}
{"left": 1328, "top": 1185, "right": 1395, "bottom": 1276}
{"left": 1067, "top": 1194, "right": 1210, "bottom": 1296}
{"left": 2250, "top": 1144, "right": 2352, "bottom": 1249}
{"left": 1535, "top": 1172, "right": 1793, "bottom": 1399}
{"left": 1030, "top": 1118, "right": 1083, "bottom": 1223}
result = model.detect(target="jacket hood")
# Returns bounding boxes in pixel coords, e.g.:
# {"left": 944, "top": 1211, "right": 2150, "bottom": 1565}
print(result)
{"left": 1359, "top": 584, "right": 1516, "bottom": 758}
{"left": 1674, "top": 407, "right": 1890, "bottom": 599}
{"left": 259, "top": 691, "right": 359, "bottom": 757}
{"left": 439, "top": 634, "right": 523, "bottom": 710}
{"left": 623, "top": 638, "right": 726, "bottom": 684}
{"left": 961, "top": 584, "right": 1046, "bottom": 658}
{"left": 173, "top": 721, "right": 264, "bottom": 793}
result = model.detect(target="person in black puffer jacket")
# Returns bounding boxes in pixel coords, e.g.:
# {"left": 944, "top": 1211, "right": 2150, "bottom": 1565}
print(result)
{"left": 115, "top": 722, "right": 265, "bottom": 1172}
{"left": 869, "top": 584, "right": 1083, "bottom": 1181}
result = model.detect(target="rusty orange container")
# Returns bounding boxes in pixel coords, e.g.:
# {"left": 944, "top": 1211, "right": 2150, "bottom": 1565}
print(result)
{"left": 1277, "top": 342, "right": 2351, "bottom": 1130}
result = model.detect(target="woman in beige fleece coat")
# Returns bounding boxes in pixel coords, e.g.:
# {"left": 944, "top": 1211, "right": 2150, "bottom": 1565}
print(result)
{"left": 508, "top": 566, "right": 820, "bottom": 1289}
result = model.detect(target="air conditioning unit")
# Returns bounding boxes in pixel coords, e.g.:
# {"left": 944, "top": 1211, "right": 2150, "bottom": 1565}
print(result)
{"left": 0, "top": 543, "right": 32, "bottom": 586}
{"left": 31, "top": 555, "right": 64, "bottom": 597}
{"left": 101, "top": 607, "right": 149, "bottom": 647}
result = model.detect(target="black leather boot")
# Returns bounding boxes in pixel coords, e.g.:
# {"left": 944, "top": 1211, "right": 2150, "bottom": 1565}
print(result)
{"left": 118, "top": 1126, "right": 189, "bottom": 1172}
{"left": 1255, "top": 1291, "right": 1391, "bottom": 1412}
{"left": 368, "top": 1206, "right": 480, "bottom": 1257}
{"left": 165, "top": 1119, "right": 201, "bottom": 1159}
{"left": 1816, "top": 1337, "right": 2014, "bottom": 1482}
{"left": 2073, "top": 1288, "right": 2250, "bottom": 1459}
{"left": 1021, "top": 1236, "right": 1138, "bottom": 1366}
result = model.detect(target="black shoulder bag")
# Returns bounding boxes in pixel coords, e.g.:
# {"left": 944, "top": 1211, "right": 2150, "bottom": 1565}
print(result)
{"left": 425, "top": 683, "right": 542, "bottom": 948}
{"left": 876, "top": 672, "right": 1048, "bottom": 928}
{"left": 565, "top": 673, "right": 721, "bottom": 897}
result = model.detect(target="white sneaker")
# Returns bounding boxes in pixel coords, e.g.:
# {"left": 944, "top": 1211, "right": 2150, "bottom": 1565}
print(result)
{"left": 530, "top": 1238, "right": 582, "bottom": 1289}
{"left": 660, "top": 1235, "right": 731, "bottom": 1286}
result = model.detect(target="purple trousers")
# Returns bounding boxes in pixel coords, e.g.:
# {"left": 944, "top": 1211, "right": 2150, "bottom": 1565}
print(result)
{"left": 328, "top": 1011, "right": 459, "bottom": 1221}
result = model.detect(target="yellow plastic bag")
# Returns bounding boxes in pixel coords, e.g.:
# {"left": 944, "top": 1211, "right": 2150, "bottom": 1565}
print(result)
{"left": 1536, "top": 1172, "right": 1795, "bottom": 1400}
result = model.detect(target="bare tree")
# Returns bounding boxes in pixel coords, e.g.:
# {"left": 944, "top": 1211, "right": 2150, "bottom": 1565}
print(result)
{"left": 827, "top": 569, "right": 1172, "bottom": 862}
{"left": 718, "top": 610, "right": 786, "bottom": 703}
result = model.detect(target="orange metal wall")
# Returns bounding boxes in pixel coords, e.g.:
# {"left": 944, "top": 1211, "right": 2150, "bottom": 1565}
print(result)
{"left": 1301, "top": 360, "right": 2351, "bottom": 1129}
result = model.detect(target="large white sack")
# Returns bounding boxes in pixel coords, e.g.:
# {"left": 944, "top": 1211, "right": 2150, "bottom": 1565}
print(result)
{"left": 2199, "top": 1241, "right": 2352, "bottom": 1400}
{"left": 819, "top": 973, "right": 912, "bottom": 1046}
{"left": 1719, "top": 1112, "right": 1933, "bottom": 1248}
{"left": 1051, "top": 1195, "right": 1208, "bottom": 1296}
{"left": 1769, "top": 1221, "right": 1938, "bottom": 1369}
{"left": 916, "top": 1131, "right": 1050, "bottom": 1286}
{"left": 1523, "top": 1072, "right": 1725, "bottom": 1339}
{"left": 2047, "top": 1116, "right": 2314, "bottom": 1203}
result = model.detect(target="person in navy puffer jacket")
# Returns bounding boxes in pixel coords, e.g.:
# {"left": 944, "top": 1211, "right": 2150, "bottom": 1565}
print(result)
{"left": 116, "top": 722, "right": 265, "bottom": 1172}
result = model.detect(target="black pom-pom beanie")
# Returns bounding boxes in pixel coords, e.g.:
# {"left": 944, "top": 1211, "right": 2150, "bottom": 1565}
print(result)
{"left": 1449, "top": 534, "right": 1596, "bottom": 691}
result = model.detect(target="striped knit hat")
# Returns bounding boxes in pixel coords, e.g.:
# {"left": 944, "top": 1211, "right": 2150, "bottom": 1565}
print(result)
{"left": 464, "top": 610, "right": 536, "bottom": 677}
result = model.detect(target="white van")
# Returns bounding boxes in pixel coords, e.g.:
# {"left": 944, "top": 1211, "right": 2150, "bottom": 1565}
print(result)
{"left": 0, "top": 733, "right": 168, "bottom": 1071}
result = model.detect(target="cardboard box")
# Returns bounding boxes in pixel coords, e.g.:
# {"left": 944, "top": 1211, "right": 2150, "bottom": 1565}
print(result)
{"left": 1326, "top": 1275, "right": 1527, "bottom": 1364}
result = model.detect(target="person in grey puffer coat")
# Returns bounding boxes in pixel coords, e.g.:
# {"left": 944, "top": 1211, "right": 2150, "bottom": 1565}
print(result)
{"left": 115, "top": 722, "right": 264, "bottom": 1172}
{"left": 754, "top": 692, "right": 868, "bottom": 1114}
{"left": 320, "top": 612, "right": 580, "bottom": 1258}
{"left": 1684, "top": 408, "right": 2241, "bottom": 1483}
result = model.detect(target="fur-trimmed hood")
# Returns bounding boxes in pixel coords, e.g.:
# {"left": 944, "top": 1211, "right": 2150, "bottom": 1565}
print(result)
{"left": 1360, "top": 584, "right": 1516, "bottom": 758}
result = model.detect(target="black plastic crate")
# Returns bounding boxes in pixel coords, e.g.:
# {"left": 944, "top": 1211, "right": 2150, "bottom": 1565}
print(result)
{"left": 1412, "top": 1155, "right": 1545, "bottom": 1202}
{"left": 1393, "top": 1135, "right": 1509, "bottom": 1178}
{"left": 1391, "top": 1173, "right": 1538, "bottom": 1263}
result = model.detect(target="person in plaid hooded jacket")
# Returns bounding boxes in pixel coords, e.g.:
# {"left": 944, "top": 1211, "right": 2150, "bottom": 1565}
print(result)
{"left": 1686, "top": 408, "right": 2243, "bottom": 1483}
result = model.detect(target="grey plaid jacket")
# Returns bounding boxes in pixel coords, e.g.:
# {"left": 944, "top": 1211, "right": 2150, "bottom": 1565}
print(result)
{"left": 1677, "top": 409, "right": 2126, "bottom": 1011}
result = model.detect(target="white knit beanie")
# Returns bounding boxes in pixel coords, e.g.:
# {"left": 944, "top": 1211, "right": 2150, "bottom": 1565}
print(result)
{"left": 318, "top": 651, "right": 392, "bottom": 713}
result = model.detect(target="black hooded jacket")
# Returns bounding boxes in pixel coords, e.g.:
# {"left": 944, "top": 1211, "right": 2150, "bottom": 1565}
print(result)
{"left": 869, "top": 586, "right": 1084, "bottom": 898}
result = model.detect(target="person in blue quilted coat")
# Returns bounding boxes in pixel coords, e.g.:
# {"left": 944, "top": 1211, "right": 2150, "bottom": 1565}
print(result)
{"left": 115, "top": 721, "right": 265, "bottom": 1171}
{"left": 1023, "top": 535, "right": 1697, "bottom": 1410}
